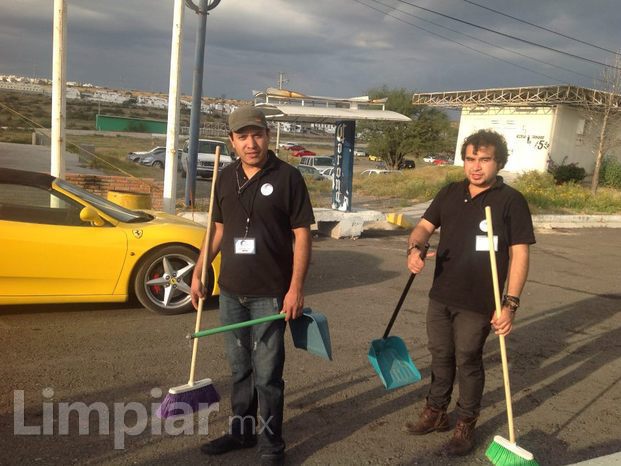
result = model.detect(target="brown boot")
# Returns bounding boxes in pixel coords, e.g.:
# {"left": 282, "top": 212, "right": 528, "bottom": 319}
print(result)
{"left": 403, "top": 406, "right": 450, "bottom": 435}
{"left": 443, "top": 417, "right": 477, "bottom": 456}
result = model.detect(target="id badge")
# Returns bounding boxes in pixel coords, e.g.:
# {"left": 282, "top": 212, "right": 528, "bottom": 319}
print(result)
{"left": 475, "top": 235, "right": 498, "bottom": 252}
{"left": 234, "top": 238, "right": 256, "bottom": 255}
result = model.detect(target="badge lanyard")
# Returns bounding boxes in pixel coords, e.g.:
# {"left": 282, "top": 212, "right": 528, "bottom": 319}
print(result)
{"left": 235, "top": 166, "right": 262, "bottom": 239}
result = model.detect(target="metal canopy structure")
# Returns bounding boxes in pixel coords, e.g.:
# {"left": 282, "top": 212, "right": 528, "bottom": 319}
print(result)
{"left": 253, "top": 88, "right": 411, "bottom": 123}
{"left": 412, "top": 85, "right": 621, "bottom": 110}
{"left": 253, "top": 88, "right": 411, "bottom": 213}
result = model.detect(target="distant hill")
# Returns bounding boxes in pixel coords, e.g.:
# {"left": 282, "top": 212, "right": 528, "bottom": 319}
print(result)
{"left": 0, "top": 77, "right": 250, "bottom": 131}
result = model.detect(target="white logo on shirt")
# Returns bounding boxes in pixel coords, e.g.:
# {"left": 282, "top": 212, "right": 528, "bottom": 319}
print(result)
{"left": 261, "top": 183, "right": 274, "bottom": 196}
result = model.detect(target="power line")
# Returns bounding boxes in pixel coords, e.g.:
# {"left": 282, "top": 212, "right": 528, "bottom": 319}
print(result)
{"left": 393, "top": 0, "right": 620, "bottom": 70}
{"left": 351, "top": 0, "right": 568, "bottom": 85}
{"left": 462, "top": 0, "right": 620, "bottom": 56}
{"left": 367, "top": 0, "right": 599, "bottom": 84}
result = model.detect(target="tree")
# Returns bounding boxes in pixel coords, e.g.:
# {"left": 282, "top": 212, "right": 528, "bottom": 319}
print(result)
{"left": 361, "top": 87, "right": 455, "bottom": 169}
{"left": 582, "top": 54, "right": 621, "bottom": 194}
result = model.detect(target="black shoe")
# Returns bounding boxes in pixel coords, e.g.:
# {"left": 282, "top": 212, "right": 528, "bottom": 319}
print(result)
{"left": 260, "top": 453, "right": 285, "bottom": 466}
{"left": 200, "top": 434, "right": 257, "bottom": 455}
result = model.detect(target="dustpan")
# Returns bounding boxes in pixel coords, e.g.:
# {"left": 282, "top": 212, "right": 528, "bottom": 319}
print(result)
{"left": 368, "top": 335, "right": 421, "bottom": 389}
{"left": 191, "top": 309, "right": 332, "bottom": 361}
{"left": 289, "top": 308, "right": 333, "bottom": 360}
{"left": 368, "top": 270, "right": 424, "bottom": 390}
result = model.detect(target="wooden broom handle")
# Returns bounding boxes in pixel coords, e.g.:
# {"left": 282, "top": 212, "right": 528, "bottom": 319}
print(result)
{"left": 485, "top": 206, "right": 516, "bottom": 444}
{"left": 188, "top": 146, "right": 221, "bottom": 385}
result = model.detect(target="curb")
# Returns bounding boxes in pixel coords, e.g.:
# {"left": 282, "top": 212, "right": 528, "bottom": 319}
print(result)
{"left": 385, "top": 211, "right": 621, "bottom": 229}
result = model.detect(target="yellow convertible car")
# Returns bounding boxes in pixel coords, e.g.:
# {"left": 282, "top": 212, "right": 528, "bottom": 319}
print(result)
{"left": 0, "top": 168, "right": 220, "bottom": 314}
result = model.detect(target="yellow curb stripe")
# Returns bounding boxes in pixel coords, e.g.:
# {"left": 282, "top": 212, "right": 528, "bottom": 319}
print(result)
{"left": 386, "top": 213, "right": 414, "bottom": 229}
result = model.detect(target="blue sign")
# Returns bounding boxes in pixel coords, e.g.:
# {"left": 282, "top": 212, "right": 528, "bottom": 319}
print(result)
{"left": 332, "top": 121, "right": 355, "bottom": 212}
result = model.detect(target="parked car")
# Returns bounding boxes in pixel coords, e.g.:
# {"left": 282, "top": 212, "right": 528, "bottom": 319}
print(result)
{"left": 424, "top": 154, "right": 454, "bottom": 165}
{"left": 297, "top": 165, "right": 324, "bottom": 181}
{"left": 128, "top": 146, "right": 165, "bottom": 163}
{"left": 285, "top": 145, "right": 305, "bottom": 152}
{"left": 299, "top": 155, "right": 334, "bottom": 169}
{"left": 433, "top": 155, "right": 454, "bottom": 166}
{"left": 360, "top": 169, "right": 402, "bottom": 176}
{"left": 292, "top": 150, "right": 316, "bottom": 157}
{"left": 0, "top": 167, "right": 221, "bottom": 315}
{"left": 279, "top": 142, "right": 299, "bottom": 149}
{"left": 368, "top": 154, "right": 382, "bottom": 162}
{"left": 140, "top": 147, "right": 167, "bottom": 168}
{"left": 181, "top": 139, "right": 232, "bottom": 178}
{"left": 399, "top": 159, "right": 416, "bottom": 170}
{"left": 317, "top": 166, "right": 334, "bottom": 179}
{"left": 354, "top": 150, "right": 368, "bottom": 157}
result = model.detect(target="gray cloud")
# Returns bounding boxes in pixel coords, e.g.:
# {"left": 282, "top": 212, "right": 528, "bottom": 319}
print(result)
{"left": 1, "top": 0, "right": 620, "bottom": 98}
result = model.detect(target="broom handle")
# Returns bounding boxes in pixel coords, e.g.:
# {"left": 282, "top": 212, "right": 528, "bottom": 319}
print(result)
{"left": 383, "top": 273, "right": 415, "bottom": 339}
{"left": 188, "top": 146, "right": 221, "bottom": 385}
{"left": 485, "top": 206, "right": 515, "bottom": 444}
{"left": 382, "top": 244, "right": 428, "bottom": 339}
{"left": 192, "top": 313, "right": 286, "bottom": 339}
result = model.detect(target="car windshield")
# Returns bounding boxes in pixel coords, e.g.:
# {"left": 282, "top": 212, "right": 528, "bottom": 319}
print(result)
{"left": 56, "top": 179, "right": 153, "bottom": 223}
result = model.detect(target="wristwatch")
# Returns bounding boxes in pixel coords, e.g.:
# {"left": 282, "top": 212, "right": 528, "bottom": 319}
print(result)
{"left": 407, "top": 243, "right": 430, "bottom": 258}
{"left": 502, "top": 294, "right": 520, "bottom": 313}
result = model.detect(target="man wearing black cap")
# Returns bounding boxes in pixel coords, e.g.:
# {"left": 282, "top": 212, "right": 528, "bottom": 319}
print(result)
{"left": 191, "top": 106, "right": 315, "bottom": 465}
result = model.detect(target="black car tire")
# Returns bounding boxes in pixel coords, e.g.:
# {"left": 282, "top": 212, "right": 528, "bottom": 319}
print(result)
{"left": 152, "top": 161, "right": 164, "bottom": 169}
{"left": 133, "top": 245, "right": 212, "bottom": 315}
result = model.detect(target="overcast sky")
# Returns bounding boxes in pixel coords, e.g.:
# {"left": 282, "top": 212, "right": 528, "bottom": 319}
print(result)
{"left": 1, "top": 1, "right": 621, "bottom": 100}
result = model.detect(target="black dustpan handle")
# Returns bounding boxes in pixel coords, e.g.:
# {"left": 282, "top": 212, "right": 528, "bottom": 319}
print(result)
{"left": 383, "top": 273, "right": 415, "bottom": 339}
{"left": 383, "top": 244, "right": 429, "bottom": 339}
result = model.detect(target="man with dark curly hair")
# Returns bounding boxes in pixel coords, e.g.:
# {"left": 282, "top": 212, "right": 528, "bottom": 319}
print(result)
{"left": 404, "top": 129, "right": 535, "bottom": 457}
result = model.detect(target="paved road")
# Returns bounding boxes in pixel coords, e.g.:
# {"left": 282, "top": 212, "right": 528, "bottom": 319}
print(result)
{"left": 1, "top": 228, "right": 620, "bottom": 465}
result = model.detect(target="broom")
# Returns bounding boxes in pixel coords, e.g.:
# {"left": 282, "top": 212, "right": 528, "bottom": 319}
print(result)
{"left": 483, "top": 206, "right": 538, "bottom": 466}
{"left": 157, "top": 147, "right": 223, "bottom": 419}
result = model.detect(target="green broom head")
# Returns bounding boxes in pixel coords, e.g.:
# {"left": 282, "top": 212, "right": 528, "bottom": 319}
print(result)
{"left": 156, "top": 378, "right": 220, "bottom": 419}
{"left": 486, "top": 435, "right": 539, "bottom": 466}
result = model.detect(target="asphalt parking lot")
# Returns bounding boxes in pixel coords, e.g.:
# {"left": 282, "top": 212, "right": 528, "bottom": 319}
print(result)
{"left": 1, "top": 227, "right": 620, "bottom": 465}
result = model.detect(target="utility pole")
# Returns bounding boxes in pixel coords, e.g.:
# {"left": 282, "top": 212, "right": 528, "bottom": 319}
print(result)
{"left": 275, "top": 72, "right": 287, "bottom": 157}
{"left": 51, "top": 0, "right": 67, "bottom": 179}
{"left": 163, "top": 0, "right": 185, "bottom": 214}
{"left": 184, "top": 0, "right": 221, "bottom": 207}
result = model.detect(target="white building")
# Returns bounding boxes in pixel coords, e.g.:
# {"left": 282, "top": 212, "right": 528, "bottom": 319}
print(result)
{"left": 413, "top": 85, "right": 621, "bottom": 173}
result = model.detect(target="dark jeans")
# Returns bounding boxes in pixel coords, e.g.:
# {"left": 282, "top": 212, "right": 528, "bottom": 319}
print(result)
{"left": 425, "top": 299, "right": 492, "bottom": 419}
{"left": 219, "top": 289, "right": 286, "bottom": 455}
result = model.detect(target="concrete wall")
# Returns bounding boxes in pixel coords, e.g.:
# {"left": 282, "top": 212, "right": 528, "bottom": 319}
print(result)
{"left": 455, "top": 106, "right": 554, "bottom": 172}
{"left": 549, "top": 105, "right": 595, "bottom": 171}
{"left": 65, "top": 173, "right": 164, "bottom": 210}
{"left": 455, "top": 104, "right": 620, "bottom": 174}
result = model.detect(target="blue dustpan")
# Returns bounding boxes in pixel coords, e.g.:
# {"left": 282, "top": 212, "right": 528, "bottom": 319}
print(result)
{"left": 368, "top": 336, "right": 421, "bottom": 389}
{"left": 289, "top": 308, "right": 333, "bottom": 360}
{"left": 368, "top": 271, "right": 425, "bottom": 390}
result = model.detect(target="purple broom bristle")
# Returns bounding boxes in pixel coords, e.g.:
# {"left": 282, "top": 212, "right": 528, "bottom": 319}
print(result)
{"left": 156, "top": 384, "right": 220, "bottom": 419}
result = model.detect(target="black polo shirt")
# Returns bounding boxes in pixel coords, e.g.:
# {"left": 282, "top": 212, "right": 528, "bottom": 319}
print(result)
{"left": 423, "top": 177, "right": 536, "bottom": 315}
{"left": 212, "top": 151, "right": 315, "bottom": 297}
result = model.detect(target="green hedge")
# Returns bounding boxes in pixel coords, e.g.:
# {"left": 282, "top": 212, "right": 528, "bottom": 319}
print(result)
{"left": 600, "top": 157, "right": 621, "bottom": 189}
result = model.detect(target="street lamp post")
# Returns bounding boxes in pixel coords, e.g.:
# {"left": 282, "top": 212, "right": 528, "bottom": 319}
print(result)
{"left": 184, "top": 0, "right": 221, "bottom": 208}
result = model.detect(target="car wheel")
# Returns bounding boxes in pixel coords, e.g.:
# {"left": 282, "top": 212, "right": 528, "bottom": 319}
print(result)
{"left": 133, "top": 245, "right": 211, "bottom": 315}
{"left": 153, "top": 161, "right": 164, "bottom": 169}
